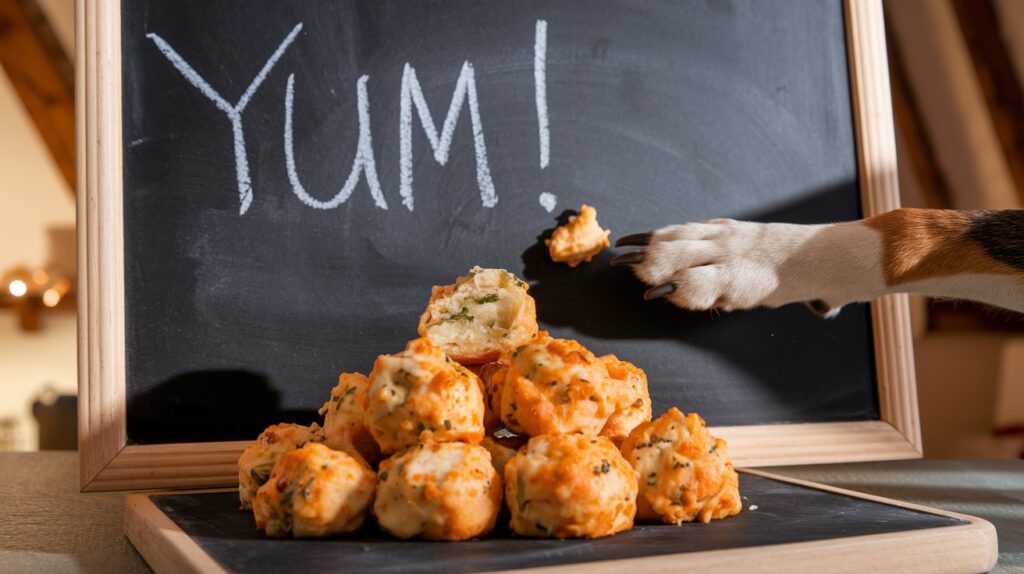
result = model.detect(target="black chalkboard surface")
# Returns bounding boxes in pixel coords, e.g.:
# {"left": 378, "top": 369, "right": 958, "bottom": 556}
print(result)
{"left": 121, "top": 0, "right": 875, "bottom": 445}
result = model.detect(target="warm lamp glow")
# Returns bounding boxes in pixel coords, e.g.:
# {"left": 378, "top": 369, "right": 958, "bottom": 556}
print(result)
{"left": 42, "top": 289, "right": 61, "bottom": 307}
{"left": 32, "top": 270, "right": 50, "bottom": 285}
{"left": 8, "top": 280, "right": 27, "bottom": 297}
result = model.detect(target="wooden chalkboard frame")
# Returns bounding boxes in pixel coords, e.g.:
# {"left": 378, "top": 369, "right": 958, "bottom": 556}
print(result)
{"left": 121, "top": 470, "right": 998, "bottom": 573}
{"left": 78, "top": 0, "right": 921, "bottom": 491}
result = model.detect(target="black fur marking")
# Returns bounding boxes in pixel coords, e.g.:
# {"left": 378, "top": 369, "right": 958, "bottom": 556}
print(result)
{"left": 968, "top": 210, "right": 1024, "bottom": 271}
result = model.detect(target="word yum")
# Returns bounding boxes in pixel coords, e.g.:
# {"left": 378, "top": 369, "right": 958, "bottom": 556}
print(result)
{"left": 147, "top": 20, "right": 554, "bottom": 215}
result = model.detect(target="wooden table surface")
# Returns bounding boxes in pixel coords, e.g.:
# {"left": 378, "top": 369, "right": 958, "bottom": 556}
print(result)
{"left": 1, "top": 453, "right": 1021, "bottom": 573}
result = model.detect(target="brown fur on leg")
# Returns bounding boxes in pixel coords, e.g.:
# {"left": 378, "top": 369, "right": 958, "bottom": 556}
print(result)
{"left": 865, "top": 208, "right": 1023, "bottom": 287}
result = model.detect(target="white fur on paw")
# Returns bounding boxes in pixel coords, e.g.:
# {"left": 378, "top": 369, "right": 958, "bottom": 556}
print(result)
{"left": 634, "top": 219, "right": 820, "bottom": 312}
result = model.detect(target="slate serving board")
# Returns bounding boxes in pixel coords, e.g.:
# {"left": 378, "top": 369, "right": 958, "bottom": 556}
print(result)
{"left": 147, "top": 473, "right": 964, "bottom": 573}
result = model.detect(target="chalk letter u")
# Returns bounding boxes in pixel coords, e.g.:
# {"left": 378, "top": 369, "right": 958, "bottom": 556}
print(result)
{"left": 284, "top": 74, "right": 388, "bottom": 210}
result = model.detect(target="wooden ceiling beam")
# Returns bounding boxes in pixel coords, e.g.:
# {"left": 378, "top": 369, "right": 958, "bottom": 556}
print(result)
{"left": 884, "top": 11, "right": 953, "bottom": 210}
{"left": 0, "top": 0, "right": 75, "bottom": 194}
{"left": 952, "top": 0, "right": 1024, "bottom": 207}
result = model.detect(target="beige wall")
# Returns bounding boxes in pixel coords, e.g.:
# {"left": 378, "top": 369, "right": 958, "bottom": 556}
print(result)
{"left": 0, "top": 0, "right": 76, "bottom": 450}
{"left": 0, "top": 313, "right": 76, "bottom": 450}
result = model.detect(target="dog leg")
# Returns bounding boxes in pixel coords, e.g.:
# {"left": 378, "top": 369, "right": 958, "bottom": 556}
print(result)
{"left": 612, "top": 209, "right": 1024, "bottom": 315}
{"left": 613, "top": 218, "right": 886, "bottom": 316}
{"left": 864, "top": 209, "right": 1024, "bottom": 312}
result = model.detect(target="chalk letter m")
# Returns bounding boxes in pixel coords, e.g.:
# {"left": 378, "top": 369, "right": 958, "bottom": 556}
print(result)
{"left": 399, "top": 62, "right": 498, "bottom": 211}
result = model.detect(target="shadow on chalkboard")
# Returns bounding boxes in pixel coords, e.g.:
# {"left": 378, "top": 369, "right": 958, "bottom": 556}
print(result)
{"left": 127, "top": 370, "right": 319, "bottom": 444}
{"left": 522, "top": 183, "right": 860, "bottom": 340}
{"left": 520, "top": 182, "right": 872, "bottom": 408}
{"left": 522, "top": 208, "right": 662, "bottom": 340}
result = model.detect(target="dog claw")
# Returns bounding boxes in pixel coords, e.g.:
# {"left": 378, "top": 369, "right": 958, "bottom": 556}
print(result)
{"left": 610, "top": 252, "right": 645, "bottom": 266}
{"left": 644, "top": 283, "right": 676, "bottom": 300}
{"left": 615, "top": 232, "right": 653, "bottom": 247}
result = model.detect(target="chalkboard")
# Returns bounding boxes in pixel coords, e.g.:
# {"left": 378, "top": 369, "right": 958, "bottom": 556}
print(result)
{"left": 141, "top": 473, "right": 965, "bottom": 573}
{"left": 120, "top": 0, "right": 876, "bottom": 446}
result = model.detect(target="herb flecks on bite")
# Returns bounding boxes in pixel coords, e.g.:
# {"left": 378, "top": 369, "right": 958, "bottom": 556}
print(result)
{"left": 417, "top": 267, "right": 538, "bottom": 364}
{"left": 440, "top": 307, "right": 474, "bottom": 324}
{"left": 473, "top": 293, "right": 500, "bottom": 304}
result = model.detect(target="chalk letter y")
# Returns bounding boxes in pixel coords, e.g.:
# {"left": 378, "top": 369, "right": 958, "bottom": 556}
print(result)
{"left": 147, "top": 24, "right": 303, "bottom": 215}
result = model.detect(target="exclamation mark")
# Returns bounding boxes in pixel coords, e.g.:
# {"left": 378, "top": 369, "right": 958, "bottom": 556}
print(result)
{"left": 535, "top": 19, "right": 557, "bottom": 213}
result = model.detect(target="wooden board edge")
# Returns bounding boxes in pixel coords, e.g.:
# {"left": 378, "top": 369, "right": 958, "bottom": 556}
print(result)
{"left": 494, "top": 513, "right": 997, "bottom": 573}
{"left": 124, "top": 471, "right": 997, "bottom": 574}
{"left": 78, "top": 0, "right": 129, "bottom": 491}
{"left": 125, "top": 493, "right": 229, "bottom": 574}
{"left": 85, "top": 419, "right": 921, "bottom": 491}
{"left": 740, "top": 469, "right": 987, "bottom": 523}
{"left": 844, "top": 0, "right": 923, "bottom": 454}
{"left": 524, "top": 465, "right": 998, "bottom": 573}
{"left": 82, "top": 440, "right": 248, "bottom": 492}
{"left": 75, "top": 0, "right": 92, "bottom": 486}
{"left": 717, "top": 420, "right": 920, "bottom": 467}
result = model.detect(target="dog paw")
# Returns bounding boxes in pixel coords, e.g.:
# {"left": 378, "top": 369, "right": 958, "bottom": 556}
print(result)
{"left": 613, "top": 219, "right": 820, "bottom": 312}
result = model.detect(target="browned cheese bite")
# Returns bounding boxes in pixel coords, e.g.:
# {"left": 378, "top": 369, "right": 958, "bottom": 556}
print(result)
{"left": 252, "top": 443, "right": 376, "bottom": 538}
{"left": 418, "top": 267, "right": 539, "bottom": 364}
{"left": 545, "top": 205, "right": 611, "bottom": 267}
{"left": 319, "top": 372, "right": 381, "bottom": 467}
{"left": 237, "top": 422, "right": 323, "bottom": 510}
{"left": 480, "top": 435, "right": 521, "bottom": 478}
{"left": 620, "top": 407, "right": 742, "bottom": 525}
{"left": 598, "top": 355, "right": 653, "bottom": 444}
{"left": 504, "top": 434, "right": 637, "bottom": 539}
{"left": 476, "top": 360, "right": 509, "bottom": 433}
{"left": 374, "top": 442, "right": 503, "bottom": 541}
{"left": 364, "top": 338, "right": 485, "bottom": 454}
{"left": 498, "top": 333, "right": 616, "bottom": 436}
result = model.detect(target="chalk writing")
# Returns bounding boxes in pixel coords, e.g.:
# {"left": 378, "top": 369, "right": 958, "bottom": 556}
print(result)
{"left": 534, "top": 19, "right": 555, "bottom": 212}
{"left": 535, "top": 20, "right": 550, "bottom": 170}
{"left": 147, "top": 20, "right": 558, "bottom": 215}
{"left": 147, "top": 24, "right": 303, "bottom": 215}
{"left": 284, "top": 74, "right": 389, "bottom": 210}
{"left": 538, "top": 192, "right": 557, "bottom": 213}
{"left": 399, "top": 62, "right": 497, "bottom": 211}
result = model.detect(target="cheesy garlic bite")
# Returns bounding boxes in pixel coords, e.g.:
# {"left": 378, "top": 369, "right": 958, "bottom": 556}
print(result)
{"left": 620, "top": 407, "right": 742, "bottom": 525}
{"left": 319, "top": 372, "right": 381, "bottom": 467}
{"left": 365, "top": 338, "right": 485, "bottom": 454}
{"left": 480, "top": 435, "right": 520, "bottom": 477}
{"left": 476, "top": 361, "right": 508, "bottom": 433}
{"left": 374, "top": 442, "right": 502, "bottom": 541}
{"left": 499, "top": 334, "right": 615, "bottom": 436}
{"left": 418, "top": 267, "right": 539, "bottom": 364}
{"left": 546, "top": 205, "right": 611, "bottom": 267}
{"left": 237, "top": 422, "right": 323, "bottom": 510}
{"left": 598, "top": 355, "right": 653, "bottom": 444}
{"left": 504, "top": 434, "right": 637, "bottom": 539}
{"left": 252, "top": 443, "right": 376, "bottom": 537}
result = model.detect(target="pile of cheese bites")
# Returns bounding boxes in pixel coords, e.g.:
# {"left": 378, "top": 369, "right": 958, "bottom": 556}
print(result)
{"left": 238, "top": 267, "right": 743, "bottom": 540}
